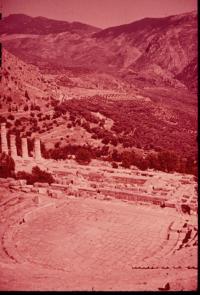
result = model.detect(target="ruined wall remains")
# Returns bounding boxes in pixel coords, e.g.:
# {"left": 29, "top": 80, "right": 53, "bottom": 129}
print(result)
{"left": 0, "top": 123, "right": 198, "bottom": 214}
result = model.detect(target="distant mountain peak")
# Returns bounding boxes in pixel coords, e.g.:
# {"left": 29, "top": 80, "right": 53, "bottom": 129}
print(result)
{"left": 1, "top": 11, "right": 197, "bottom": 92}
{"left": 93, "top": 11, "right": 197, "bottom": 38}
{"left": 0, "top": 14, "right": 101, "bottom": 35}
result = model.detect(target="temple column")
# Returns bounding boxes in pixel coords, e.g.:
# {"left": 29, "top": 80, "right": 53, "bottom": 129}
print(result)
{"left": 34, "top": 137, "right": 42, "bottom": 160}
{"left": 1, "top": 123, "right": 8, "bottom": 154}
{"left": 10, "top": 134, "right": 18, "bottom": 158}
{"left": 22, "top": 137, "right": 29, "bottom": 159}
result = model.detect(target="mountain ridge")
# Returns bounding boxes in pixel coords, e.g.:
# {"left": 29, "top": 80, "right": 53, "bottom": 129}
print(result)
{"left": 93, "top": 10, "right": 197, "bottom": 38}
{"left": 1, "top": 11, "right": 197, "bottom": 92}
{"left": 0, "top": 13, "right": 101, "bottom": 35}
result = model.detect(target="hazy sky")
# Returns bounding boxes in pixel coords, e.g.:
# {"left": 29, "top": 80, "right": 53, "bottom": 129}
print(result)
{"left": 2, "top": 0, "right": 197, "bottom": 28}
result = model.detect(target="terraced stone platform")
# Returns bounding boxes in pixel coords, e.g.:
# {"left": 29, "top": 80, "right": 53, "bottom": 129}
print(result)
{"left": 0, "top": 189, "right": 197, "bottom": 291}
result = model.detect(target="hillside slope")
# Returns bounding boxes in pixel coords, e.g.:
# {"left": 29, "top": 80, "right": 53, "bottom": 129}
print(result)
{"left": 0, "top": 49, "right": 197, "bottom": 163}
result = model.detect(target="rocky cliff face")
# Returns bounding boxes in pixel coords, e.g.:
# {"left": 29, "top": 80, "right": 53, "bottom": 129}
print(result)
{"left": 175, "top": 57, "right": 197, "bottom": 93}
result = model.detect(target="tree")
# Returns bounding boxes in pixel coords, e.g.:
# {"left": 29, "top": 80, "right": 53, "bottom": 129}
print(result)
{"left": 24, "top": 105, "right": 29, "bottom": 111}
{"left": 16, "top": 166, "right": 54, "bottom": 184}
{"left": 0, "top": 153, "right": 15, "bottom": 178}
{"left": 110, "top": 137, "right": 118, "bottom": 146}
{"left": 102, "top": 136, "right": 110, "bottom": 145}
{"left": 157, "top": 150, "right": 179, "bottom": 173}
{"left": 121, "top": 151, "right": 132, "bottom": 168}
{"left": 100, "top": 146, "right": 109, "bottom": 156}
{"left": 75, "top": 147, "right": 92, "bottom": 165}
{"left": 137, "top": 158, "right": 149, "bottom": 171}
{"left": 67, "top": 123, "right": 72, "bottom": 128}
{"left": 54, "top": 142, "right": 60, "bottom": 148}
{"left": 32, "top": 166, "right": 54, "bottom": 184}
{"left": 112, "top": 162, "right": 118, "bottom": 169}
{"left": 7, "top": 114, "right": 14, "bottom": 120}
{"left": 25, "top": 90, "right": 30, "bottom": 100}
{"left": 146, "top": 153, "right": 159, "bottom": 170}
{"left": 112, "top": 149, "right": 122, "bottom": 162}
{"left": 185, "top": 157, "right": 195, "bottom": 175}
{"left": 34, "top": 105, "right": 41, "bottom": 111}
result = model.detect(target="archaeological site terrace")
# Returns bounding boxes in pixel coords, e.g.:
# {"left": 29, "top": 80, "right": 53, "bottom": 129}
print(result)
{"left": 0, "top": 122, "right": 198, "bottom": 291}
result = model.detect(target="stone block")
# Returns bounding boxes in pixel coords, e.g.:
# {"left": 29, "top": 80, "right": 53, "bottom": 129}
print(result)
{"left": 34, "top": 182, "right": 49, "bottom": 187}
{"left": 0, "top": 179, "right": 10, "bottom": 187}
{"left": 33, "top": 195, "right": 40, "bottom": 204}
{"left": 47, "top": 189, "right": 52, "bottom": 196}
{"left": 0, "top": 178, "right": 6, "bottom": 183}
{"left": 19, "top": 179, "right": 27, "bottom": 186}
{"left": 165, "top": 202, "right": 176, "bottom": 208}
{"left": 31, "top": 187, "right": 39, "bottom": 193}
{"left": 21, "top": 187, "right": 32, "bottom": 193}
{"left": 50, "top": 183, "right": 68, "bottom": 191}
{"left": 6, "top": 177, "right": 14, "bottom": 181}
{"left": 51, "top": 192, "right": 58, "bottom": 199}
{"left": 38, "top": 187, "right": 47, "bottom": 194}
{"left": 9, "top": 180, "right": 20, "bottom": 186}
{"left": 9, "top": 184, "right": 21, "bottom": 190}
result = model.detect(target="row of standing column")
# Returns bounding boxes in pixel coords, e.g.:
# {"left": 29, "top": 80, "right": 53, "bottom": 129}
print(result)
{"left": 1, "top": 123, "right": 42, "bottom": 160}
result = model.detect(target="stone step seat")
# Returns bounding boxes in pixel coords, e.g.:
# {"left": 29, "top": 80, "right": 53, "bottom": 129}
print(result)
{"left": 129, "top": 218, "right": 174, "bottom": 261}
{"left": 161, "top": 248, "right": 198, "bottom": 269}
{"left": 0, "top": 200, "right": 36, "bottom": 236}
{"left": 23, "top": 202, "right": 56, "bottom": 223}
{"left": 0, "top": 201, "right": 40, "bottom": 264}
{"left": 170, "top": 219, "right": 184, "bottom": 231}
{"left": 140, "top": 227, "right": 169, "bottom": 260}
{"left": 140, "top": 241, "right": 165, "bottom": 261}
{"left": 143, "top": 230, "right": 179, "bottom": 265}
{"left": 133, "top": 245, "right": 197, "bottom": 269}
{"left": 2, "top": 223, "right": 27, "bottom": 264}
{"left": 0, "top": 199, "right": 26, "bottom": 221}
{"left": 179, "top": 227, "right": 198, "bottom": 248}
{"left": 185, "top": 230, "right": 198, "bottom": 247}
{"left": 0, "top": 220, "right": 19, "bottom": 264}
{"left": 0, "top": 188, "right": 18, "bottom": 203}
{"left": 0, "top": 195, "right": 21, "bottom": 208}
{"left": 0, "top": 198, "right": 37, "bottom": 264}
{"left": 0, "top": 198, "right": 32, "bottom": 220}
{"left": 190, "top": 199, "right": 197, "bottom": 204}
{"left": 181, "top": 198, "right": 188, "bottom": 203}
{"left": 173, "top": 229, "right": 191, "bottom": 251}
{"left": 158, "top": 230, "right": 180, "bottom": 257}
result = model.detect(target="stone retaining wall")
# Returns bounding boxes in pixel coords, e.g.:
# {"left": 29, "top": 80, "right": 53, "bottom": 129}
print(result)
{"left": 0, "top": 176, "right": 196, "bottom": 213}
